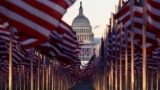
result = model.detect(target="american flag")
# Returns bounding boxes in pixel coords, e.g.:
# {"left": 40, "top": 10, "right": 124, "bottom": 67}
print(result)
{"left": 115, "top": 0, "right": 158, "bottom": 53}
{"left": 0, "top": 0, "right": 76, "bottom": 45}
{"left": 146, "top": 0, "right": 160, "bottom": 37}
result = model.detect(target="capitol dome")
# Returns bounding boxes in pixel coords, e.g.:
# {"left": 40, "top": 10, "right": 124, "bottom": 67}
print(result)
{"left": 72, "top": 2, "right": 91, "bottom": 27}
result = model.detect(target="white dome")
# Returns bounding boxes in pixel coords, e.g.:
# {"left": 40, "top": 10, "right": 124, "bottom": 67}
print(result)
{"left": 72, "top": 15, "right": 90, "bottom": 27}
{"left": 71, "top": 2, "right": 91, "bottom": 27}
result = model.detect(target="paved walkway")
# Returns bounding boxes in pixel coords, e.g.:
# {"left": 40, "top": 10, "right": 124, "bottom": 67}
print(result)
{"left": 68, "top": 81, "right": 94, "bottom": 90}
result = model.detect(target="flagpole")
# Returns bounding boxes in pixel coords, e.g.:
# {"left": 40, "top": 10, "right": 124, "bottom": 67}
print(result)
{"left": 115, "top": 59, "right": 118, "bottom": 90}
{"left": 30, "top": 54, "right": 34, "bottom": 90}
{"left": 103, "top": 71, "right": 106, "bottom": 90}
{"left": 22, "top": 65, "right": 25, "bottom": 90}
{"left": 46, "top": 66, "right": 49, "bottom": 90}
{"left": 111, "top": 61, "right": 113, "bottom": 90}
{"left": 9, "top": 27, "right": 13, "bottom": 90}
{"left": 109, "top": 70, "right": 111, "bottom": 90}
{"left": 26, "top": 71, "right": 29, "bottom": 90}
{"left": 142, "top": 0, "right": 147, "bottom": 90}
{"left": 125, "top": 28, "right": 128, "bottom": 90}
{"left": 157, "top": 41, "right": 160, "bottom": 90}
{"left": 37, "top": 51, "right": 40, "bottom": 90}
{"left": 157, "top": 68, "right": 159, "bottom": 90}
{"left": 115, "top": 28, "right": 118, "bottom": 90}
{"left": 5, "top": 73, "right": 7, "bottom": 90}
{"left": 130, "top": 0, "right": 135, "bottom": 90}
{"left": 20, "top": 66, "right": 22, "bottom": 90}
{"left": 48, "top": 64, "right": 51, "bottom": 90}
{"left": 119, "top": 23, "right": 123, "bottom": 90}
{"left": 51, "top": 62, "right": 54, "bottom": 90}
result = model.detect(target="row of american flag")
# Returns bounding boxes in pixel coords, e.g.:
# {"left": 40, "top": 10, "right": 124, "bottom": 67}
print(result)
{"left": 0, "top": 0, "right": 81, "bottom": 65}
{"left": 0, "top": 0, "right": 98, "bottom": 90}
{"left": 93, "top": 0, "right": 160, "bottom": 90}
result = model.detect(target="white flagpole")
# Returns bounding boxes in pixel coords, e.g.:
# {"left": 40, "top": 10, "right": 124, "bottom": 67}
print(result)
{"left": 9, "top": 27, "right": 13, "bottom": 90}
{"left": 142, "top": 0, "right": 147, "bottom": 90}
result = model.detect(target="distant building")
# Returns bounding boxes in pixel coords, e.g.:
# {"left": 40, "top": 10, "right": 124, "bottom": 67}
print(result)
{"left": 71, "top": 2, "right": 95, "bottom": 68}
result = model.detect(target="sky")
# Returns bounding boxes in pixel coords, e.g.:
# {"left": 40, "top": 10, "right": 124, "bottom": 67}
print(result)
{"left": 62, "top": 0, "right": 119, "bottom": 38}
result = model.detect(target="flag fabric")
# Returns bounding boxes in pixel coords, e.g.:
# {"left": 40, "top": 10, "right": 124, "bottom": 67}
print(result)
{"left": 0, "top": 0, "right": 76, "bottom": 44}
{"left": 0, "top": 0, "right": 80, "bottom": 65}
{"left": 48, "top": 21, "right": 80, "bottom": 64}
{"left": 0, "top": 25, "right": 19, "bottom": 45}
{"left": 0, "top": 38, "right": 8, "bottom": 57}
{"left": 115, "top": 0, "right": 158, "bottom": 53}
{"left": 146, "top": 0, "right": 160, "bottom": 37}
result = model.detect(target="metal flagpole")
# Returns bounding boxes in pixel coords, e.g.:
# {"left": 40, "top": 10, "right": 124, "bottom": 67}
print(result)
{"left": 142, "top": 0, "right": 147, "bottom": 90}
{"left": 19, "top": 67, "right": 22, "bottom": 90}
{"left": 115, "top": 59, "right": 118, "bottom": 90}
{"left": 9, "top": 27, "right": 13, "bottom": 90}
{"left": 48, "top": 64, "right": 51, "bottom": 90}
{"left": 26, "top": 71, "right": 29, "bottom": 90}
{"left": 109, "top": 71, "right": 111, "bottom": 90}
{"left": 151, "top": 59, "right": 154, "bottom": 90}
{"left": 157, "top": 41, "right": 160, "bottom": 90}
{"left": 5, "top": 73, "right": 7, "bottom": 90}
{"left": 125, "top": 28, "right": 128, "bottom": 90}
{"left": 42, "top": 55, "right": 45, "bottom": 90}
{"left": 46, "top": 66, "right": 49, "bottom": 90}
{"left": 37, "top": 51, "right": 40, "bottom": 90}
{"left": 22, "top": 65, "right": 25, "bottom": 90}
{"left": 30, "top": 53, "right": 34, "bottom": 90}
{"left": 15, "top": 68, "right": 18, "bottom": 90}
{"left": 103, "top": 71, "right": 105, "bottom": 90}
{"left": 111, "top": 61, "right": 113, "bottom": 90}
{"left": 53, "top": 70, "right": 57, "bottom": 90}
{"left": 157, "top": 69, "right": 159, "bottom": 90}
{"left": 51, "top": 62, "right": 54, "bottom": 90}
{"left": 115, "top": 28, "right": 118, "bottom": 90}
{"left": 58, "top": 73, "right": 61, "bottom": 90}
{"left": 130, "top": 0, "right": 135, "bottom": 90}
{"left": 119, "top": 23, "right": 123, "bottom": 90}
{"left": 0, "top": 71, "right": 2, "bottom": 90}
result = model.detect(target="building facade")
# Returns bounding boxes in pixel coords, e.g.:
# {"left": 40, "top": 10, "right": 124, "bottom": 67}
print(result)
{"left": 71, "top": 2, "right": 95, "bottom": 67}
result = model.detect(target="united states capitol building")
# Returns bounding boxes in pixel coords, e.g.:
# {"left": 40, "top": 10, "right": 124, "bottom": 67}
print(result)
{"left": 71, "top": 2, "right": 95, "bottom": 67}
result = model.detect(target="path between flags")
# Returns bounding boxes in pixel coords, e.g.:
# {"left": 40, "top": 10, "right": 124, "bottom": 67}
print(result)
{"left": 68, "top": 81, "right": 94, "bottom": 90}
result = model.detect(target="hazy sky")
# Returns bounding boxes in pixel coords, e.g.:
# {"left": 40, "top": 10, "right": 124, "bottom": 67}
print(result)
{"left": 62, "top": 0, "right": 119, "bottom": 38}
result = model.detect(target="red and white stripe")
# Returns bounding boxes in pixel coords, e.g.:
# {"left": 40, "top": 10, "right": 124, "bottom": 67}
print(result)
{"left": 0, "top": 0, "right": 75, "bottom": 42}
{"left": 146, "top": 0, "right": 160, "bottom": 37}
{"left": 115, "top": 0, "right": 158, "bottom": 53}
{"left": 0, "top": 25, "right": 19, "bottom": 45}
